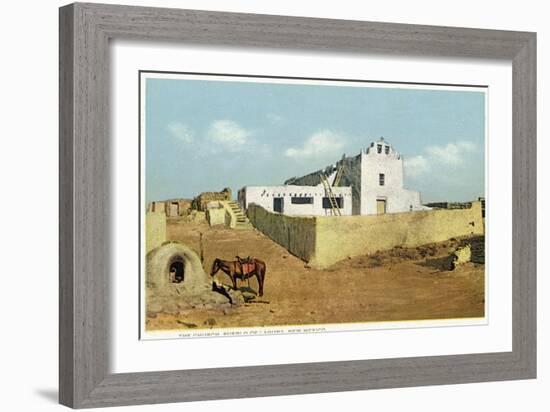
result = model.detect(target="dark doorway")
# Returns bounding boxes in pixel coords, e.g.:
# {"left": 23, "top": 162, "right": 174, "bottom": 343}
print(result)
{"left": 273, "top": 197, "right": 284, "bottom": 213}
{"left": 169, "top": 258, "right": 185, "bottom": 283}
{"left": 169, "top": 202, "right": 179, "bottom": 217}
{"left": 376, "top": 199, "right": 387, "bottom": 214}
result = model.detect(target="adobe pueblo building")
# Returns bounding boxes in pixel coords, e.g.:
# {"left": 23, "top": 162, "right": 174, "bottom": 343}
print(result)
{"left": 239, "top": 138, "right": 427, "bottom": 216}
{"left": 238, "top": 184, "right": 352, "bottom": 216}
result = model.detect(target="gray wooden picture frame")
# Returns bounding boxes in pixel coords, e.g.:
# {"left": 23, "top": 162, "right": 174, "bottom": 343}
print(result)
{"left": 59, "top": 2, "right": 536, "bottom": 408}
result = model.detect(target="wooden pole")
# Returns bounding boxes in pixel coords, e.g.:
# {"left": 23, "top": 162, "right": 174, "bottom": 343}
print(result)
{"left": 199, "top": 232, "right": 204, "bottom": 264}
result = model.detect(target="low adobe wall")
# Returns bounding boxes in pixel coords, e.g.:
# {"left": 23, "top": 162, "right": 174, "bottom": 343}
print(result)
{"left": 146, "top": 211, "right": 167, "bottom": 254}
{"left": 248, "top": 202, "right": 484, "bottom": 269}
{"left": 311, "top": 201, "right": 484, "bottom": 268}
{"left": 206, "top": 207, "right": 225, "bottom": 226}
{"left": 220, "top": 201, "right": 238, "bottom": 229}
{"left": 192, "top": 188, "right": 232, "bottom": 211}
{"left": 247, "top": 204, "right": 317, "bottom": 262}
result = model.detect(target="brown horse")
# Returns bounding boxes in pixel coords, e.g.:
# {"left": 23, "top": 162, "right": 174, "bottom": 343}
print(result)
{"left": 210, "top": 257, "right": 266, "bottom": 297}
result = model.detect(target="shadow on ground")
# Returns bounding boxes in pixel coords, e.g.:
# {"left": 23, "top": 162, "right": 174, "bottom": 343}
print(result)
{"left": 418, "top": 255, "right": 456, "bottom": 272}
{"left": 35, "top": 389, "right": 58, "bottom": 404}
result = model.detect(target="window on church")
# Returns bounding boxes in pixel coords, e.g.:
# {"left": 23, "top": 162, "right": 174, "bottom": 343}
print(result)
{"left": 379, "top": 173, "right": 385, "bottom": 186}
{"left": 291, "top": 196, "right": 313, "bottom": 204}
{"left": 322, "top": 197, "right": 344, "bottom": 209}
{"left": 377, "top": 144, "right": 382, "bottom": 154}
{"left": 385, "top": 145, "right": 390, "bottom": 154}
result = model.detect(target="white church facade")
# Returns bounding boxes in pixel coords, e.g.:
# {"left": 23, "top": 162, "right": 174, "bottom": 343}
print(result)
{"left": 238, "top": 184, "right": 353, "bottom": 216}
{"left": 239, "top": 138, "right": 427, "bottom": 216}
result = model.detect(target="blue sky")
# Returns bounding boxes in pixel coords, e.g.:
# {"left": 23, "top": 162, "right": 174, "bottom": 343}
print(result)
{"left": 144, "top": 75, "right": 485, "bottom": 204}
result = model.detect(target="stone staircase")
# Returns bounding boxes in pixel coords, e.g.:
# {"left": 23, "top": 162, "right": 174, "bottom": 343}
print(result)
{"left": 225, "top": 201, "right": 253, "bottom": 230}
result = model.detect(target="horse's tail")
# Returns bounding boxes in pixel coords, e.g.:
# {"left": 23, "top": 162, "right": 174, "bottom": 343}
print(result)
{"left": 255, "top": 259, "right": 266, "bottom": 297}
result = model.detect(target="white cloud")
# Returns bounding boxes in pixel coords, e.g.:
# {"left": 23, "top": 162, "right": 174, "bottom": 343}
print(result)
{"left": 207, "top": 120, "right": 252, "bottom": 151}
{"left": 404, "top": 155, "right": 430, "bottom": 178}
{"left": 285, "top": 130, "right": 346, "bottom": 159}
{"left": 404, "top": 140, "right": 477, "bottom": 178}
{"left": 425, "top": 141, "right": 477, "bottom": 165}
{"left": 166, "top": 121, "right": 194, "bottom": 143}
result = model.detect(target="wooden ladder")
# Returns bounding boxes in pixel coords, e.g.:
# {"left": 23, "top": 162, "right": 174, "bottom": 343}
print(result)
{"left": 320, "top": 173, "right": 342, "bottom": 216}
{"left": 332, "top": 162, "right": 345, "bottom": 187}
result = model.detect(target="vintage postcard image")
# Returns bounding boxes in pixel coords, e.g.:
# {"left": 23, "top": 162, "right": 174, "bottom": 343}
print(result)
{"left": 140, "top": 72, "right": 486, "bottom": 339}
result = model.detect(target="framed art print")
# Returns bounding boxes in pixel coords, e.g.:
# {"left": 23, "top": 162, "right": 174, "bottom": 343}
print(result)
{"left": 138, "top": 70, "right": 489, "bottom": 341}
{"left": 59, "top": 3, "right": 536, "bottom": 408}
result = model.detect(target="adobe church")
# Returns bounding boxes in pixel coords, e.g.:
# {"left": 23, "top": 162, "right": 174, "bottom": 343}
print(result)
{"left": 239, "top": 138, "right": 427, "bottom": 216}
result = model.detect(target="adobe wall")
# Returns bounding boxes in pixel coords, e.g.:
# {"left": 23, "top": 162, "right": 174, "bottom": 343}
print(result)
{"left": 337, "top": 154, "right": 363, "bottom": 215}
{"left": 206, "top": 208, "right": 225, "bottom": 226}
{"left": 241, "top": 185, "right": 352, "bottom": 216}
{"left": 192, "top": 188, "right": 232, "bottom": 211}
{"left": 220, "top": 201, "right": 237, "bottom": 228}
{"left": 146, "top": 211, "right": 166, "bottom": 254}
{"left": 147, "top": 199, "right": 192, "bottom": 217}
{"left": 247, "top": 202, "right": 484, "bottom": 269}
{"left": 247, "top": 204, "right": 317, "bottom": 262}
{"left": 311, "top": 201, "right": 484, "bottom": 268}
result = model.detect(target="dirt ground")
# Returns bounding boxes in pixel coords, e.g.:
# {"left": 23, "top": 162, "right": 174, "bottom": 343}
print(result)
{"left": 146, "top": 219, "right": 485, "bottom": 332}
